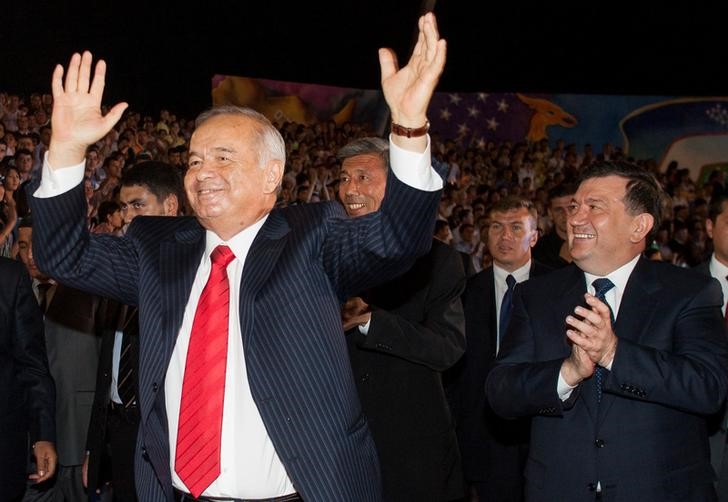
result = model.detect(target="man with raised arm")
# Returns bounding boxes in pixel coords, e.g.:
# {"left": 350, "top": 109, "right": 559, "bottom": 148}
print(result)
{"left": 30, "top": 13, "right": 446, "bottom": 502}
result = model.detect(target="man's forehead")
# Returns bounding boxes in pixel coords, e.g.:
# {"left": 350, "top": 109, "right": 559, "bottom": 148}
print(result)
{"left": 575, "top": 175, "right": 628, "bottom": 198}
{"left": 120, "top": 184, "right": 155, "bottom": 201}
{"left": 490, "top": 207, "right": 530, "bottom": 221}
{"left": 340, "top": 154, "right": 386, "bottom": 173}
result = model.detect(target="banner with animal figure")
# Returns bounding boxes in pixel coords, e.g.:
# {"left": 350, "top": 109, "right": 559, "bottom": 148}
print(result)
{"left": 212, "top": 74, "right": 728, "bottom": 177}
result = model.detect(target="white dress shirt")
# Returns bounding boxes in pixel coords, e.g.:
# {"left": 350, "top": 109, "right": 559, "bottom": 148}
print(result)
{"left": 709, "top": 254, "right": 728, "bottom": 315}
{"left": 35, "top": 136, "right": 439, "bottom": 498}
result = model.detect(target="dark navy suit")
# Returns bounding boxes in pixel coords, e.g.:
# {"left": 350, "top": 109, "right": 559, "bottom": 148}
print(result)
{"left": 487, "top": 259, "right": 728, "bottom": 501}
{"left": 0, "top": 258, "right": 55, "bottom": 499}
{"left": 29, "top": 168, "right": 441, "bottom": 502}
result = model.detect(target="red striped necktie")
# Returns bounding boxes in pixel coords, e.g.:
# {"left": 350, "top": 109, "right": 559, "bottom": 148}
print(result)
{"left": 175, "top": 245, "right": 235, "bottom": 498}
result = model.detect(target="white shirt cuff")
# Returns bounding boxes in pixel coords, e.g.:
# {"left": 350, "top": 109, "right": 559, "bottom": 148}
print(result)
{"left": 33, "top": 152, "right": 85, "bottom": 198}
{"left": 357, "top": 317, "right": 372, "bottom": 335}
{"left": 388, "top": 135, "right": 443, "bottom": 192}
{"left": 557, "top": 373, "right": 577, "bottom": 401}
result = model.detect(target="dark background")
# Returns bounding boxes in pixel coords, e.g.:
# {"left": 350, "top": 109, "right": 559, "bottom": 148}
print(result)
{"left": 2, "top": 1, "right": 726, "bottom": 119}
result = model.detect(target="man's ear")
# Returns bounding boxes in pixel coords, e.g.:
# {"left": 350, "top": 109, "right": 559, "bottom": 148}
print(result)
{"left": 163, "top": 194, "right": 179, "bottom": 216}
{"left": 263, "top": 160, "right": 284, "bottom": 195}
{"left": 630, "top": 213, "right": 654, "bottom": 243}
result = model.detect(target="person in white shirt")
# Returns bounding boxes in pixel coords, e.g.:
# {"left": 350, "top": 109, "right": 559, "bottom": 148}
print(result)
{"left": 29, "top": 12, "right": 447, "bottom": 502}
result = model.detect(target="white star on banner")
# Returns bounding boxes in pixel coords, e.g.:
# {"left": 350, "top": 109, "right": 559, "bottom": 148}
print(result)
{"left": 449, "top": 93, "right": 462, "bottom": 105}
{"left": 467, "top": 106, "right": 480, "bottom": 118}
{"left": 486, "top": 117, "right": 499, "bottom": 131}
{"left": 440, "top": 108, "right": 452, "bottom": 121}
{"left": 497, "top": 99, "right": 509, "bottom": 113}
{"left": 457, "top": 123, "right": 470, "bottom": 136}
{"left": 477, "top": 93, "right": 489, "bottom": 102}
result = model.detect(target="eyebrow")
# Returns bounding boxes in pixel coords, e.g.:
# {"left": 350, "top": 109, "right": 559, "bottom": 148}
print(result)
{"left": 188, "top": 146, "right": 236, "bottom": 157}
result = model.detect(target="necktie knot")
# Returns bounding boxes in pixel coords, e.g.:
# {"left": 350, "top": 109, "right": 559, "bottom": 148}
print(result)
{"left": 592, "top": 278, "right": 615, "bottom": 299}
{"left": 211, "top": 245, "right": 235, "bottom": 269}
{"left": 505, "top": 274, "right": 516, "bottom": 290}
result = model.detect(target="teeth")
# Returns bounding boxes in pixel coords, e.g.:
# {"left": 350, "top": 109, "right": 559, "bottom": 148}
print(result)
{"left": 574, "top": 233, "right": 595, "bottom": 239}
{"left": 348, "top": 203, "right": 365, "bottom": 209}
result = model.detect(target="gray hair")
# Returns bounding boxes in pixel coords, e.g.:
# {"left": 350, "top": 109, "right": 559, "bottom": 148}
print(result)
{"left": 336, "top": 137, "right": 389, "bottom": 170}
{"left": 195, "top": 105, "right": 286, "bottom": 168}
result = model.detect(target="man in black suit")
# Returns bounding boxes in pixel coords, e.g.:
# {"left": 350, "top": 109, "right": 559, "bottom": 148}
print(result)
{"left": 338, "top": 137, "right": 466, "bottom": 501}
{"left": 457, "top": 196, "right": 550, "bottom": 502}
{"left": 0, "top": 257, "right": 56, "bottom": 501}
{"left": 532, "top": 182, "right": 575, "bottom": 269}
{"left": 17, "top": 217, "right": 107, "bottom": 502}
{"left": 487, "top": 161, "right": 728, "bottom": 501}
{"left": 83, "top": 162, "right": 184, "bottom": 502}
{"left": 30, "top": 13, "right": 446, "bottom": 501}
{"left": 701, "top": 192, "right": 728, "bottom": 500}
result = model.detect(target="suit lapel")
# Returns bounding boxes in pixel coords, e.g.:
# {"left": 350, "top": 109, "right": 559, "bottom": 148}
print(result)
{"left": 598, "top": 258, "right": 660, "bottom": 423}
{"left": 238, "top": 211, "right": 290, "bottom": 347}
{"left": 147, "top": 220, "right": 205, "bottom": 423}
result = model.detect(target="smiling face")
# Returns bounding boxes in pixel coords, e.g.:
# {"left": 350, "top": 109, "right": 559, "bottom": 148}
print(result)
{"left": 487, "top": 207, "right": 537, "bottom": 271}
{"left": 567, "top": 175, "right": 650, "bottom": 275}
{"left": 338, "top": 153, "right": 387, "bottom": 217}
{"left": 185, "top": 114, "right": 282, "bottom": 239}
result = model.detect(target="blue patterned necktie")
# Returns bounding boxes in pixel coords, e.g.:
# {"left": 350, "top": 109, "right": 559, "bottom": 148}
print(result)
{"left": 592, "top": 278, "right": 615, "bottom": 403}
{"left": 498, "top": 274, "right": 517, "bottom": 351}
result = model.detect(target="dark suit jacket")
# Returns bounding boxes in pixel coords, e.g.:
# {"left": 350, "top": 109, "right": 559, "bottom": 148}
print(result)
{"left": 456, "top": 260, "right": 550, "bottom": 500}
{"left": 347, "top": 238, "right": 466, "bottom": 501}
{"left": 41, "top": 283, "right": 106, "bottom": 466}
{"left": 0, "top": 258, "right": 55, "bottom": 498}
{"left": 85, "top": 303, "right": 135, "bottom": 498}
{"left": 487, "top": 259, "right": 728, "bottom": 501}
{"left": 29, "top": 167, "right": 441, "bottom": 502}
{"left": 695, "top": 259, "right": 728, "bottom": 501}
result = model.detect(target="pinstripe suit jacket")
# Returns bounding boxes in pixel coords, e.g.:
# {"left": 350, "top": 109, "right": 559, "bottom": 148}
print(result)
{"left": 29, "top": 168, "right": 441, "bottom": 502}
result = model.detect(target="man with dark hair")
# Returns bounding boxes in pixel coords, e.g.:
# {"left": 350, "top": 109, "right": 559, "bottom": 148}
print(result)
{"left": 457, "top": 196, "right": 550, "bottom": 501}
{"left": 487, "top": 161, "right": 728, "bottom": 500}
{"left": 338, "top": 137, "right": 466, "bottom": 501}
{"left": 532, "top": 182, "right": 575, "bottom": 268}
{"left": 0, "top": 256, "right": 56, "bottom": 501}
{"left": 31, "top": 13, "right": 446, "bottom": 501}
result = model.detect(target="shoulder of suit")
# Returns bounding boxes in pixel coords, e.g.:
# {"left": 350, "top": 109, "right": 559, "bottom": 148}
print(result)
{"left": 647, "top": 259, "right": 716, "bottom": 291}
{"left": 277, "top": 200, "right": 345, "bottom": 226}
{"left": 0, "top": 256, "right": 23, "bottom": 276}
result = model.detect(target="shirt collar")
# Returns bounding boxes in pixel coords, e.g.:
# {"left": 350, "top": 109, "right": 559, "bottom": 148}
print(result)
{"left": 494, "top": 259, "right": 532, "bottom": 285}
{"left": 204, "top": 214, "right": 269, "bottom": 264}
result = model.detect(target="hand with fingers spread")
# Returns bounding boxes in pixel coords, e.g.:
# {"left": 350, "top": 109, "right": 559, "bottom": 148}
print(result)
{"left": 49, "top": 51, "right": 128, "bottom": 169}
{"left": 379, "top": 12, "right": 446, "bottom": 151}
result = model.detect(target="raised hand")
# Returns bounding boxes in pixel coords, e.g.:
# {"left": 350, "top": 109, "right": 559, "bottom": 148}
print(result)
{"left": 379, "top": 12, "right": 446, "bottom": 130}
{"left": 49, "top": 51, "right": 128, "bottom": 169}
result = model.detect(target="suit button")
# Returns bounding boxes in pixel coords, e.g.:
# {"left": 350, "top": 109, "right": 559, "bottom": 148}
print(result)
{"left": 152, "top": 382, "right": 158, "bottom": 392}
{"left": 595, "top": 439, "right": 605, "bottom": 448}
{"left": 361, "top": 373, "right": 370, "bottom": 383}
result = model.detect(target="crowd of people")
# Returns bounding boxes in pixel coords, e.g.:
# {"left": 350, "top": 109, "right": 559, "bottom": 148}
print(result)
{"left": 2, "top": 13, "right": 727, "bottom": 502}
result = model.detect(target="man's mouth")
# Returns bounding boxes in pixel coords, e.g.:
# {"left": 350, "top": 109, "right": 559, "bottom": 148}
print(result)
{"left": 573, "top": 232, "right": 595, "bottom": 239}
{"left": 347, "top": 202, "right": 366, "bottom": 211}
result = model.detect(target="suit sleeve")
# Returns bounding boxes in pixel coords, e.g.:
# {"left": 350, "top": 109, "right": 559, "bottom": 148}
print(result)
{"left": 13, "top": 266, "right": 56, "bottom": 444}
{"left": 28, "top": 181, "right": 140, "bottom": 306}
{"left": 357, "top": 245, "right": 466, "bottom": 371}
{"left": 486, "top": 285, "right": 572, "bottom": 419}
{"left": 606, "top": 278, "right": 728, "bottom": 415}
{"left": 322, "top": 165, "right": 443, "bottom": 301}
